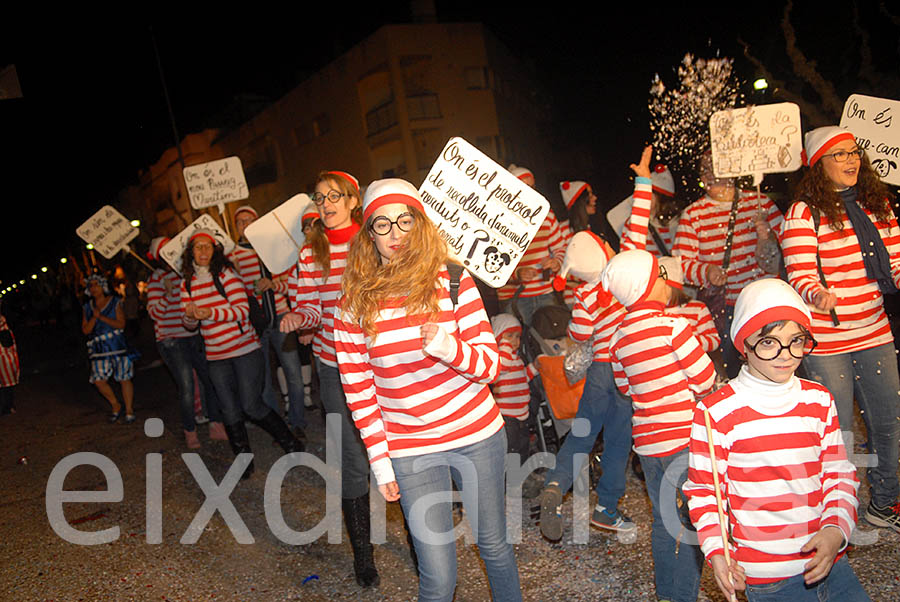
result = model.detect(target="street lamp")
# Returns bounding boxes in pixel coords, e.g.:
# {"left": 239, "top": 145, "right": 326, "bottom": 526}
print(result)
{"left": 41, "top": 267, "right": 48, "bottom": 273}
{"left": 60, "top": 258, "right": 67, "bottom": 264}
{"left": 753, "top": 78, "right": 768, "bottom": 91}
{"left": 130, "top": 219, "right": 141, "bottom": 228}
{"left": 86, "top": 244, "right": 94, "bottom": 250}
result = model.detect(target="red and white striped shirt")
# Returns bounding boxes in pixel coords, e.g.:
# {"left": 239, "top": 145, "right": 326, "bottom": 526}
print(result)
{"left": 497, "top": 206, "right": 567, "bottom": 301}
{"left": 146, "top": 269, "right": 197, "bottom": 341}
{"left": 493, "top": 341, "right": 537, "bottom": 420}
{"left": 288, "top": 239, "right": 352, "bottom": 367}
{"left": 334, "top": 266, "right": 504, "bottom": 486}
{"left": 620, "top": 178, "right": 675, "bottom": 256}
{"left": 568, "top": 282, "right": 626, "bottom": 363}
{"left": 667, "top": 301, "right": 720, "bottom": 353}
{"left": 180, "top": 267, "right": 260, "bottom": 361}
{"left": 780, "top": 200, "right": 900, "bottom": 355}
{"left": 0, "top": 316, "right": 19, "bottom": 387}
{"left": 230, "top": 245, "right": 291, "bottom": 316}
{"left": 610, "top": 302, "right": 715, "bottom": 456}
{"left": 673, "top": 191, "right": 783, "bottom": 304}
{"left": 684, "top": 367, "right": 858, "bottom": 585}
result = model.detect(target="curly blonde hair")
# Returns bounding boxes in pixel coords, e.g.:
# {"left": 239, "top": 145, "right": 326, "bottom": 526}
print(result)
{"left": 305, "top": 172, "right": 363, "bottom": 278}
{"left": 341, "top": 205, "right": 449, "bottom": 336}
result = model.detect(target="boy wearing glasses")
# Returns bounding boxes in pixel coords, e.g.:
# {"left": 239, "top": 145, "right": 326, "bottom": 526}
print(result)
{"left": 684, "top": 278, "right": 867, "bottom": 601}
{"left": 603, "top": 249, "right": 716, "bottom": 602}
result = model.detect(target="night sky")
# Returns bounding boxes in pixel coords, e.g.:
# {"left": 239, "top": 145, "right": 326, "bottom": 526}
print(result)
{"left": 2, "top": 3, "right": 897, "bottom": 286}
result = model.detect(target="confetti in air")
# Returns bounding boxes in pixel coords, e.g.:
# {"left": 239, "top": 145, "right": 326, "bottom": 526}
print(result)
{"left": 648, "top": 53, "right": 745, "bottom": 201}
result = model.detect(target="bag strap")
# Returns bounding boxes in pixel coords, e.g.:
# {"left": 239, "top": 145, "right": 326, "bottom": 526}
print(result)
{"left": 807, "top": 204, "right": 840, "bottom": 326}
{"left": 648, "top": 223, "right": 671, "bottom": 256}
{"left": 720, "top": 196, "right": 742, "bottom": 270}
{"left": 447, "top": 262, "right": 464, "bottom": 307}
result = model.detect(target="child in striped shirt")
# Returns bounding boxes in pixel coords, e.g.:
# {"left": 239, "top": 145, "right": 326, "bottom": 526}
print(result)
{"left": 490, "top": 313, "right": 537, "bottom": 460}
{"left": 603, "top": 249, "right": 716, "bottom": 602}
{"left": 684, "top": 278, "right": 866, "bottom": 601}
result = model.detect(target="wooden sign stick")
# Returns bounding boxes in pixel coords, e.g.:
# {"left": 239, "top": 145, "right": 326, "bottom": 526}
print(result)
{"left": 124, "top": 245, "right": 154, "bottom": 271}
{"left": 703, "top": 407, "right": 738, "bottom": 602}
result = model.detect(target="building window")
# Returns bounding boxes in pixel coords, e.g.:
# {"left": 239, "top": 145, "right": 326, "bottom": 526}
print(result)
{"left": 464, "top": 67, "right": 491, "bottom": 90}
{"left": 407, "top": 93, "right": 441, "bottom": 121}
{"left": 243, "top": 136, "right": 278, "bottom": 187}
{"left": 294, "top": 113, "right": 331, "bottom": 146}
{"left": 366, "top": 100, "right": 398, "bottom": 136}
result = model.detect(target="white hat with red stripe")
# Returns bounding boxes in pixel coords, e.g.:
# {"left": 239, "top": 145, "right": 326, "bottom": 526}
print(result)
{"left": 731, "top": 278, "right": 812, "bottom": 354}
{"left": 189, "top": 228, "right": 220, "bottom": 246}
{"left": 234, "top": 205, "right": 258, "bottom": 220}
{"left": 601, "top": 249, "right": 659, "bottom": 309}
{"left": 326, "top": 170, "right": 361, "bottom": 194}
{"left": 508, "top": 164, "right": 534, "bottom": 181}
{"left": 553, "top": 231, "right": 612, "bottom": 291}
{"left": 658, "top": 255, "right": 683, "bottom": 289}
{"left": 803, "top": 126, "right": 856, "bottom": 167}
{"left": 559, "top": 180, "right": 589, "bottom": 209}
{"left": 146, "top": 236, "right": 170, "bottom": 261}
{"left": 491, "top": 313, "right": 522, "bottom": 341}
{"left": 651, "top": 164, "right": 675, "bottom": 197}
{"left": 301, "top": 201, "right": 319, "bottom": 224}
{"left": 362, "top": 178, "right": 426, "bottom": 224}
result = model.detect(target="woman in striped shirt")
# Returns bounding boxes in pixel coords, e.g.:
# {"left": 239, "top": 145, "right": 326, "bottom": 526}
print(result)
{"left": 181, "top": 230, "right": 301, "bottom": 478}
{"left": 334, "top": 178, "right": 521, "bottom": 602}
{"left": 280, "top": 171, "right": 381, "bottom": 587}
{"left": 781, "top": 125, "right": 900, "bottom": 533}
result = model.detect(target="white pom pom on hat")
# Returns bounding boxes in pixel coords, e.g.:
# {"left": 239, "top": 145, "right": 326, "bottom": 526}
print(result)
{"left": 146, "top": 236, "right": 170, "bottom": 261}
{"left": 802, "top": 126, "right": 856, "bottom": 167}
{"left": 508, "top": 164, "right": 534, "bottom": 181}
{"left": 491, "top": 313, "right": 522, "bottom": 341}
{"left": 362, "top": 178, "right": 426, "bottom": 224}
{"left": 651, "top": 164, "right": 675, "bottom": 197}
{"left": 553, "top": 230, "right": 612, "bottom": 291}
{"left": 730, "top": 278, "right": 812, "bottom": 354}
{"left": 601, "top": 249, "right": 658, "bottom": 309}
{"left": 559, "top": 181, "right": 589, "bottom": 209}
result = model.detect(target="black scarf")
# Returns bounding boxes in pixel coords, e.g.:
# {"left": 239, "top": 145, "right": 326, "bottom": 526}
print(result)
{"left": 840, "top": 187, "right": 898, "bottom": 294}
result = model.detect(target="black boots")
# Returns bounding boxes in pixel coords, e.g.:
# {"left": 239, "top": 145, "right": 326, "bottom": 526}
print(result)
{"left": 252, "top": 410, "right": 304, "bottom": 453}
{"left": 223, "top": 421, "right": 254, "bottom": 479}
{"left": 342, "top": 494, "right": 379, "bottom": 587}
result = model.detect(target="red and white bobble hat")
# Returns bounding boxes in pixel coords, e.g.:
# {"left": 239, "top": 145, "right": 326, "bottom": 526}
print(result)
{"left": 601, "top": 249, "right": 659, "bottom": 309}
{"left": 731, "top": 278, "right": 812, "bottom": 354}
{"left": 553, "top": 230, "right": 612, "bottom": 291}
{"left": 327, "top": 170, "right": 361, "bottom": 195}
{"left": 658, "top": 255, "right": 684, "bottom": 289}
{"left": 301, "top": 201, "right": 319, "bottom": 224}
{"left": 189, "top": 228, "right": 219, "bottom": 246}
{"left": 651, "top": 164, "right": 675, "bottom": 197}
{"left": 802, "top": 126, "right": 856, "bottom": 167}
{"left": 146, "top": 236, "right": 170, "bottom": 261}
{"left": 491, "top": 313, "right": 522, "bottom": 342}
{"left": 234, "top": 205, "right": 258, "bottom": 220}
{"left": 508, "top": 164, "right": 534, "bottom": 182}
{"left": 362, "top": 178, "right": 426, "bottom": 224}
{"left": 559, "top": 181, "right": 589, "bottom": 209}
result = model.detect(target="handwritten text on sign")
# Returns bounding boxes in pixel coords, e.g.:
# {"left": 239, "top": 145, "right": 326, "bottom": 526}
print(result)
{"left": 76, "top": 205, "right": 139, "bottom": 259}
{"left": 183, "top": 157, "right": 249, "bottom": 210}
{"left": 419, "top": 137, "right": 549, "bottom": 288}
{"left": 710, "top": 103, "right": 802, "bottom": 178}
{"left": 159, "top": 214, "right": 236, "bottom": 274}
{"left": 840, "top": 94, "right": 900, "bottom": 186}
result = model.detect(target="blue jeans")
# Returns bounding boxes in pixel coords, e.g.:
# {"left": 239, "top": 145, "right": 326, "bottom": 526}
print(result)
{"left": 502, "top": 291, "right": 558, "bottom": 326}
{"left": 259, "top": 313, "right": 306, "bottom": 429}
{"left": 803, "top": 342, "right": 900, "bottom": 507}
{"left": 639, "top": 448, "right": 703, "bottom": 602}
{"left": 316, "top": 359, "right": 371, "bottom": 499}
{"left": 543, "top": 361, "right": 633, "bottom": 510}
{"left": 157, "top": 334, "right": 222, "bottom": 431}
{"left": 392, "top": 428, "right": 521, "bottom": 602}
{"left": 207, "top": 349, "right": 269, "bottom": 425}
{"left": 744, "top": 556, "right": 869, "bottom": 601}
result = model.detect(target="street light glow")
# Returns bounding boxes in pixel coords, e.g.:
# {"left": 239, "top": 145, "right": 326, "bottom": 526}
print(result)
{"left": 41, "top": 267, "right": 48, "bottom": 273}
{"left": 753, "top": 78, "right": 768, "bottom": 90}
{"left": 86, "top": 244, "right": 94, "bottom": 250}
{"left": 130, "top": 219, "right": 141, "bottom": 228}
{"left": 31, "top": 274, "right": 37, "bottom": 280}
{"left": 60, "top": 258, "right": 68, "bottom": 264}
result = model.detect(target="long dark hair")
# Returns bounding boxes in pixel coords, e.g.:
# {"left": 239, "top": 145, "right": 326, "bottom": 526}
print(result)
{"left": 793, "top": 151, "right": 894, "bottom": 230}
{"left": 180, "top": 239, "right": 234, "bottom": 283}
{"left": 567, "top": 191, "right": 591, "bottom": 234}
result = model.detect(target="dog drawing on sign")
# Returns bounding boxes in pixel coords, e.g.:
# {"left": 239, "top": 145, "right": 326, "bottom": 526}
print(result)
{"left": 484, "top": 246, "right": 511, "bottom": 274}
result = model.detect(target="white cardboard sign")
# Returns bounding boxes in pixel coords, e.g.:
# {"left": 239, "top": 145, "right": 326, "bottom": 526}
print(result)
{"left": 710, "top": 102, "right": 803, "bottom": 180}
{"left": 183, "top": 156, "right": 249, "bottom": 210}
{"left": 244, "top": 194, "right": 310, "bottom": 275}
{"left": 159, "top": 214, "right": 235, "bottom": 274}
{"left": 606, "top": 196, "right": 634, "bottom": 243}
{"left": 76, "top": 205, "right": 139, "bottom": 259}
{"left": 840, "top": 94, "right": 900, "bottom": 185}
{"left": 419, "top": 137, "right": 549, "bottom": 287}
